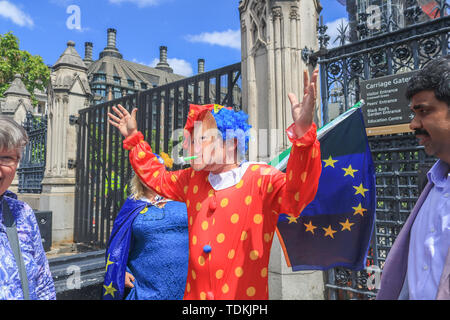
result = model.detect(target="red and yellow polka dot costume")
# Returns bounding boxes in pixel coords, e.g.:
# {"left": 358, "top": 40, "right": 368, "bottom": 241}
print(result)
{"left": 123, "top": 122, "right": 321, "bottom": 300}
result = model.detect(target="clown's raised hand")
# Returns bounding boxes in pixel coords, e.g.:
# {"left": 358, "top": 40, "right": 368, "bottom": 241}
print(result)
{"left": 288, "top": 69, "right": 319, "bottom": 138}
{"left": 108, "top": 104, "right": 138, "bottom": 138}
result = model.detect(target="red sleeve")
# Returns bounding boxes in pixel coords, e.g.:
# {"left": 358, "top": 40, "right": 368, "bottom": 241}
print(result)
{"left": 263, "top": 123, "right": 322, "bottom": 217}
{"left": 123, "top": 131, "right": 190, "bottom": 202}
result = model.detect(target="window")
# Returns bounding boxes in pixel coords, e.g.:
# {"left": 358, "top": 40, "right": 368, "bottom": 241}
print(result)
{"left": 114, "top": 77, "right": 121, "bottom": 84}
{"left": 93, "top": 73, "right": 106, "bottom": 82}
{"left": 141, "top": 82, "right": 147, "bottom": 90}
{"left": 127, "top": 79, "right": 135, "bottom": 88}
{"left": 113, "top": 87, "right": 121, "bottom": 99}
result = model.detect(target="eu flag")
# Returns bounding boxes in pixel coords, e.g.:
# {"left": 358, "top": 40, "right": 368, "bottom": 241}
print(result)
{"left": 274, "top": 107, "right": 376, "bottom": 271}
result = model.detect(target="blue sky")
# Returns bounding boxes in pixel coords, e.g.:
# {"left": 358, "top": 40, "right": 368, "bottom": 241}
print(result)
{"left": 0, "top": 0, "right": 347, "bottom": 76}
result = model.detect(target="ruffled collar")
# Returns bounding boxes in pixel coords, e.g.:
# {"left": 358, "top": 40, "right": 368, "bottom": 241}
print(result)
{"left": 208, "top": 161, "right": 266, "bottom": 191}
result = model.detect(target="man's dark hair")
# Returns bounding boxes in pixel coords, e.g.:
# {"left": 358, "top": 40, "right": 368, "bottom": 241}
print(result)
{"left": 406, "top": 55, "right": 450, "bottom": 106}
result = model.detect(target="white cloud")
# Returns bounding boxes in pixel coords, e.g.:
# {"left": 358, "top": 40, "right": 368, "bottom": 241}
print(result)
{"left": 0, "top": 1, "right": 34, "bottom": 27}
{"left": 133, "top": 58, "right": 194, "bottom": 77}
{"left": 185, "top": 29, "right": 241, "bottom": 50}
{"left": 108, "top": 0, "right": 162, "bottom": 7}
{"left": 326, "top": 17, "right": 349, "bottom": 48}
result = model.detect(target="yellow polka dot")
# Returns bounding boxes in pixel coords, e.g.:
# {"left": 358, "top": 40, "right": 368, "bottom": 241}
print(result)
{"left": 196, "top": 202, "right": 202, "bottom": 211}
{"left": 189, "top": 216, "right": 193, "bottom": 226}
{"left": 250, "top": 250, "right": 259, "bottom": 260}
{"left": 294, "top": 192, "right": 300, "bottom": 201}
{"left": 186, "top": 199, "right": 190, "bottom": 208}
{"left": 235, "top": 179, "right": 244, "bottom": 189}
{"left": 192, "top": 270, "right": 196, "bottom": 280}
{"left": 288, "top": 170, "right": 293, "bottom": 181}
{"left": 312, "top": 147, "right": 319, "bottom": 158}
{"left": 245, "top": 195, "right": 252, "bottom": 205}
{"left": 198, "top": 255, "right": 205, "bottom": 266}
{"left": 253, "top": 214, "right": 263, "bottom": 224}
{"left": 264, "top": 233, "right": 271, "bottom": 242}
{"left": 241, "top": 231, "right": 248, "bottom": 241}
{"left": 251, "top": 165, "right": 260, "bottom": 171}
{"left": 212, "top": 217, "right": 215, "bottom": 225}
{"left": 184, "top": 185, "right": 188, "bottom": 194}
{"left": 228, "top": 249, "right": 235, "bottom": 259}
{"left": 138, "top": 151, "right": 146, "bottom": 159}
{"left": 220, "top": 198, "right": 229, "bottom": 208}
{"left": 193, "top": 185, "right": 198, "bottom": 194}
{"left": 262, "top": 167, "right": 271, "bottom": 175}
{"left": 156, "top": 186, "right": 161, "bottom": 192}
{"left": 208, "top": 189, "right": 214, "bottom": 197}
{"left": 192, "top": 235, "right": 197, "bottom": 245}
{"left": 200, "top": 292, "right": 206, "bottom": 300}
{"left": 171, "top": 174, "right": 177, "bottom": 182}
{"left": 278, "top": 197, "right": 282, "bottom": 204}
{"left": 246, "top": 286, "right": 256, "bottom": 297}
{"left": 261, "top": 267, "right": 268, "bottom": 278}
{"left": 216, "top": 269, "right": 224, "bottom": 279}
{"left": 231, "top": 213, "right": 239, "bottom": 224}
{"left": 267, "top": 183, "right": 273, "bottom": 193}
{"left": 201, "top": 221, "right": 208, "bottom": 231}
{"left": 153, "top": 170, "right": 160, "bottom": 178}
{"left": 235, "top": 267, "right": 244, "bottom": 277}
{"left": 191, "top": 170, "right": 195, "bottom": 178}
{"left": 257, "top": 178, "right": 262, "bottom": 187}
{"left": 222, "top": 284, "right": 229, "bottom": 294}
{"left": 186, "top": 282, "right": 191, "bottom": 292}
{"left": 216, "top": 233, "right": 225, "bottom": 243}
{"left": 301, "top": 171, "right": 308, "bottom": 183}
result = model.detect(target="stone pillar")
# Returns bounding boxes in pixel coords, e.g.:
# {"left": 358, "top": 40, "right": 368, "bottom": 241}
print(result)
{"left": 20, "top": 41, "right": 92, "bottom": 245}
{"left": 240, "top": 0, "right": 322, "bottom": 162}
{"left": 155, "top": 45, "right": 173, "bottom": 73}
{"left": 239, "top": 0, "right": 325, "bottom": 300}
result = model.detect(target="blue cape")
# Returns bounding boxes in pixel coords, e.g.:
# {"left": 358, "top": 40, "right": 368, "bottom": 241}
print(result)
{"left": 103, "top": 197, "right": 148, "bottom": 300}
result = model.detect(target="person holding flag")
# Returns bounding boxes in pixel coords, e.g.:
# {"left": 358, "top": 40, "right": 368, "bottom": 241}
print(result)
{"left": 107, "top": 69, "right": 322, "bottom": 300}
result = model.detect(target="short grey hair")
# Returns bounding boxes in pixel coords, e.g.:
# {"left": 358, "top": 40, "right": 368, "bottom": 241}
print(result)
{"left": 0, "top": 116, "right": 29, "bottom": 154}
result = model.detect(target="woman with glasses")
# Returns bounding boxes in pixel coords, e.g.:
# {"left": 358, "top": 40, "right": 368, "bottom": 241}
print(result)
{"left": 0, "top": 116, "right": 55, "bottom": 300}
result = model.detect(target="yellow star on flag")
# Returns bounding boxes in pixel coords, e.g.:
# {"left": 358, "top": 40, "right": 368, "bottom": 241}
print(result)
{"left": 353, "top": 183, "right": 369, "bottom": 197}
{"left": 105, "top": 254, "right": 114, "bottom": 272}
{"left": 322, "top": 225, "right": 337, "bottom": 239}
{"left": 339, "top": 219, "right": 355, "bottom": 231}
{"left": 303, "top": 221, "right": 317, "bottom": 234}
{"left": 342, "top": 165, "right": 359, "bottom": 178}
{"left": 287, "top": 215, "right": 299, "bottom": 224}
{"left": 103, "top": 282, "right": 117, "bottom": 298}
{"left": 323, "top": 155, "right": 338, "bottom": 168}
{"left": 352, "top": 203, "right": 367, "bottom": 216}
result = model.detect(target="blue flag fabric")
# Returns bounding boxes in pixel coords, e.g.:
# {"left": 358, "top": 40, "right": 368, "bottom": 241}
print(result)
{"left": 276, "top": 107, "right": 376, "bottom": 271}
{"left": 337, "top": 0, "right": 347, "bottom": 6}
{"left": 103, "top": 197, "right": 148, "bottom": 300}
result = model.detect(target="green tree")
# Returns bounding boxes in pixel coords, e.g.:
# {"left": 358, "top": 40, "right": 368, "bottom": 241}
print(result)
{"left": 0, "top": 31, "right": 50, "bottom": 106}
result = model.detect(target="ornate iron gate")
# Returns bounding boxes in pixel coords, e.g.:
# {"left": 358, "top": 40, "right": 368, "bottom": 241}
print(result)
{"left": 315, "top": 14, "right": 448, "bottom": 299}
{"left": 18, "top": 112, "right": 47, "bottom": 194}
{"left": 74, "top": 63, "right": 241, "bottom": 248}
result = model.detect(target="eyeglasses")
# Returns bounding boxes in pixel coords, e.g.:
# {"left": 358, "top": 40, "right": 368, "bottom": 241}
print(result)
{"left": 0, "top": 156, "right": 20, "bottom": 167}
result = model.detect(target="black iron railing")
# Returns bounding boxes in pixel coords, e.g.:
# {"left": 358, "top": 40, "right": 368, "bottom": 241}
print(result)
{"left": 18, "top": 112, "right": 47, "bottom": 194}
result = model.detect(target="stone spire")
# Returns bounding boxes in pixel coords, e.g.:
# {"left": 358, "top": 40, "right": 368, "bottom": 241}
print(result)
{"left": 4, "top": 74, "right": 31, "bottom": 97}
{"left": 155, "top": 46, "right": 173, "bottom": 73}
{"left": 53, "top": 41, "right": 88, "bottom": 72}
{"left": 99, "top": 28, "right": 123, "bottom": 59}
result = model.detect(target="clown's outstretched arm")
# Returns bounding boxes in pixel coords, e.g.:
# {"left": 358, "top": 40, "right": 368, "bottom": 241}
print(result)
{"left": 108, "top": 104, "right": 189, "bottom": 202}
{"left": 264, "top": 69, "right": 322, "bottom": 217}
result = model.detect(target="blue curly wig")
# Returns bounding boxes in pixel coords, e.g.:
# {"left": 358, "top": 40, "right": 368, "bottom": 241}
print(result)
{"left": 211, "top": 107, "right": 252, "bottom": 155}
